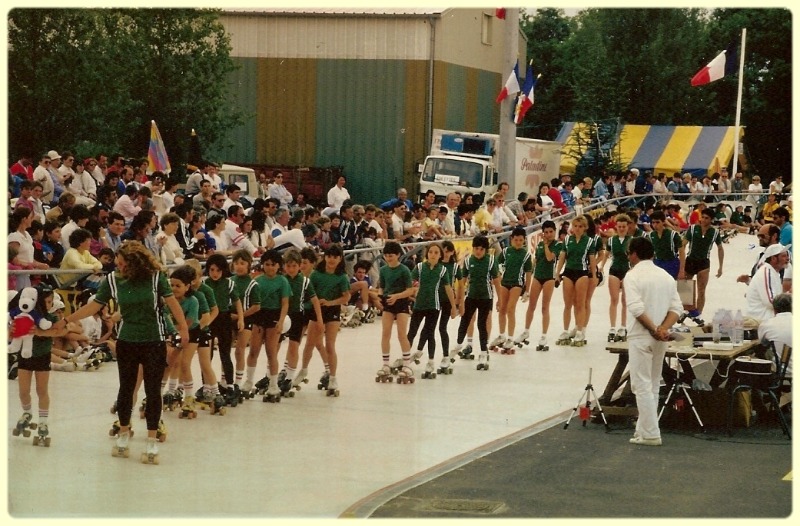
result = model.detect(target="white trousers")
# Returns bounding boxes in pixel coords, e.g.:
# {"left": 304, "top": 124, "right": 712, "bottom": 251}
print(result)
{"left": 628, "top": 336, "right": 667, "bottom": 439}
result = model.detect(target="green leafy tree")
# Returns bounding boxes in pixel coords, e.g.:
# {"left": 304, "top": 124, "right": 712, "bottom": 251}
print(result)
{"left": 8, "top": 8, "right": 242, "bottom": 174}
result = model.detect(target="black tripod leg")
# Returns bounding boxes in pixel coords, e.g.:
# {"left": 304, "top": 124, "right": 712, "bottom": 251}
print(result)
{"left": 588, "top": 386, "right": 611, "bottom": 431}
{"left": 564, "top": 386, "right": 590, "bottom": 429}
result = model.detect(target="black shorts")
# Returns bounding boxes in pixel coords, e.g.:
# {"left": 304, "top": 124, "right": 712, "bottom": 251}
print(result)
{"left": 188, "top": 326, "right": 202, "bottom": 345}
{"left": 286, "top": 311, "right": 307, "bottom": 342}
{"left": 562, "top": 268, "right": 589, "bottom": 283}
{"left": 533, "top": 276, "right": 554, "bottom": 287}
{"left": 501, "top": 283, "right": 525, "bottom": 292}
{"left": 383, "top": 297, "right": 410, "bottom": 316}
{"left": 321, "top": 305, "right": 341, "bottom": 324}
{"left": 18, "top": 353, "right": 51, "bottom": 372}
{"left": 609, "top": 267, "right": 628, "bottom": 281}
{"left": 254, "top": 308, "right": 280, "bottom": 329}
{"left": 243, "top": 313, "right": 259, "bottom": 331}
{"left": 198, "top": 328, "right": 212, "bottom": 347}
{"left": 685, "top": 257, "right": 710, "bottom": 277}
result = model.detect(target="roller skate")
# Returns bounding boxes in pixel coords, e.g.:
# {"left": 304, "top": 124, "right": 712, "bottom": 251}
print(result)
{"left": 326, "top": 375, "right": 340, "bottom": 397}
{"left": 411, "top": 350, "right": 424, "bottom": 365}
{"left": 499, "top": 338, "right": 516, "bottom": 355}
{"left": 209, "top": 393, "right": 227, "bottom": 415}
{"left": 156, "top": 419, "right": 167, "bottom": 442}
{"left": 221, "top": 384, "right": 239, "bottom": 407}
{"left": 12, "top": 412, "right": 36, "bottom": 438}
{"left": 254, "top": 376, "right": 270, "bottom": 395}
{"left": 52, "top": 360, "right": 76, "bottom": 372}
{"left": 8, "top": 352, "right": 19, "bottom": 380}
{"left": 292, "top": 368, "right": 309, "bottom": 390}
{"left": 607, "top": 328, "right": 617, "bottom": 343}
{"left": 615, "top": 328, "right": 628, "bottom": 342}
{"left": 138, "top": 398, "right": 147, "bottom": 419}
{"left": 513, "top": 329, "right": 530, "bottom": 348}
{"left": 555, "top": 331, "right": 572, "bottom": 346}
{"left": 278, "top": 370, "right": 295, "bottom": 398}
{"left": 194, "top": 390, "right": 211, "bottom": 411}
{"left": 141, "top": 437, "right": 159, "bottom": 465}
{"left": 363, "top": 307, "right": 377, "bottom": 323}
{"left": 112, "top": 431, "right": 130, "bottom": 458}
{"left": 170, "top": 388, "right": 184, "bottom": 410}
{"left": 178, "top": 396, "right": 197, "bottom": 419}
{"left": 375, "top": 364, "right": 394, "bottom": 383}
{"left": 457, "top": 344, "right": 475, "bottom": 360}
{"left": 396, "top": 364, "right": 415, "bottom": 384}
{"left": 570, "top": 330, "right": 587, "bottom": 347}
{"left": 388, "top": 358, "right": 404, "bottom": 374}
{"left": 679, "top": 310, "right": 704, "bottom": 327}
{"left": 476, "top": 351, "right": 490, "bottom": 371}
{"left": 421, "top": 360, "right": 437, "bottom": 379}
{"left": 109, "top": 400, "right": 118, "bottom": 414}
{"left": 108, "top": 420, "right": 135, "bottom": 438}
{"left": 535, "top": 335, "right": 549, "bottom": 352}
{"left": 437, "top": 356, "right": 453, "bottom": 375}
{"left": 317, "top": 372, "right": 330, "bottom": 390}
{"left": 241, "top": 380, "right": 255, "bottom": 400}
{"left": 488, "top": 335, "right": 504, "bottom": 351}
{"left": 32, "top": 424, "right": 51, "bottom": 447}
{"left": 263, "top": 384, "right": 281, "bottom": 403}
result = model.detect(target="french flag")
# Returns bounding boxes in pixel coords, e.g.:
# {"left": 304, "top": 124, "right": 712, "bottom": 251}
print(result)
{"left": 496, "top": 63, "right": 520, "bottom": 103}
{"left": 691, "top": 42, "right": 737, "bottom": 87}
{"left": 514, "top": 65, "right": 538, "bottom": 124}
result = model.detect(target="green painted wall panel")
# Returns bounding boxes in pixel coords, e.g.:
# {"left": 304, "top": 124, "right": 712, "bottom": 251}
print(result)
{"left": 476, "top": 69, "right": 499, "bottom": 134}
{"left": 445, "top": 65, "right": 466, "bottom": 131}
{"left": 314, "top": 59, "right": 408, "bottom": 205}
{"left": 213, "top": 58, "right": 258, "bottom": 163}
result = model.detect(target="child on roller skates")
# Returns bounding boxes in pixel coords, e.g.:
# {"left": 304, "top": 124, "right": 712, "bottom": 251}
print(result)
{"left": 376, "top": 241, "right": 415, "bottom": 383}
{"left": 293, "top": 247, "right": 332, "bottom": 389}
{"left": 406, "top": 243, "right": 457, "bottom": 379}
{"left": 244, "top": 250, "right": 291, "bottom": 403}
{"left": 169, "top": 265, "right": 205, "bottom": 418}
{"left": 10, "top": 284, "right": 64, "bottom": 446}
{"left": 495, "top": 227, "right": 532, "bottom": 353}
{"left": 452, "top": 235, "right": 500, "bottom": 370}
{"left": 602, "top": 214, "right": 632, "bottom": 343}
{"left": 583, "top": 218, "right": 605, "bottom": 334}
{"left": 203, "top": 254, "right": 245, "bottom": 406}
{"left": 520, "top": 220, "right": 562, "bottom": 351}
{"left": 554, "top": 215, "right": 597, "bottom": 347}
{"left": 310, "top": 244, "right": 351, "bottom": 394}
{"left": 230, "top": 250, "right": 261, "bottom": 398}
{"left": 282, "top": 249, "right": 324, "bottom": 394}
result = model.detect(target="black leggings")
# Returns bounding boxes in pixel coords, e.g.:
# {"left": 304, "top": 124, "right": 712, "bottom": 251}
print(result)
{"left": 437, "top": 301, "right": 452, "bottom": 357}
{"left": 457, "top": 298, "right": 492, "bottom": 352}
{"left": 116, "top": 340, "right": 167, "bottom": 431}
{"left": 209, "top": 312, "right": 234, "bottom": 384}
{"left": 407, "top": 310, "right": 440, "bottom": 359}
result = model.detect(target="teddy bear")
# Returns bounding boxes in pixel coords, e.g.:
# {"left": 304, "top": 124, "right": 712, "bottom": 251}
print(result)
{"left": 9, "top": 287, "right": 53, "bottom": 359}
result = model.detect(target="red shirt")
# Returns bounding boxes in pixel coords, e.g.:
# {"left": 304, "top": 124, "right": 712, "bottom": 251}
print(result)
{"left": 9, "top": 161, "right": 34, "bottom": 181}
{"left": 547, "top": 188, "right": 567, "bottom": 215}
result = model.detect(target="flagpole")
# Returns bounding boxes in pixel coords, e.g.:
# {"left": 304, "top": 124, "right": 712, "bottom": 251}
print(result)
{"left": 732, "top": 28, "right": 746, "bottom": 176}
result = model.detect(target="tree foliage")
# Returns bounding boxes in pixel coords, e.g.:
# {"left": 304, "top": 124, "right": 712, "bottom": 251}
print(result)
{"left": 518, "top": 8, "right": 790, "bottom": 180}
{"left": 8, "top": 8, "right": 242, "bottom": 175}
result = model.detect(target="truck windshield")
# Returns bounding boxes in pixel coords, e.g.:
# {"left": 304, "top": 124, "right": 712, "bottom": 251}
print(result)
{"left": 422, "top": 159, "right": 483, "bottom": 188}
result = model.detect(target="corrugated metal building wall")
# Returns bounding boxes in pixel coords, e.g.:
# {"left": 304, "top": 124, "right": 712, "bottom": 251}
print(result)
{"left": 214, "top": 9, "right": 518, "bottom": 205}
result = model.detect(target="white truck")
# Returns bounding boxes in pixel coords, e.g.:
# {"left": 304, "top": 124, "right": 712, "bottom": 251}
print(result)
{"left": 418, "top": 129, "right": 562, "bottom": 202}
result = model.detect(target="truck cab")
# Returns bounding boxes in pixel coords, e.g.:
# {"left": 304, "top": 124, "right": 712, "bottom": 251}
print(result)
{"left": 419, "top": 131, "right": 498, "bottom": 203}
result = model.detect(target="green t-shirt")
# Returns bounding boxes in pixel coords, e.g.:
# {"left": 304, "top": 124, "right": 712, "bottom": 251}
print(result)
{"left": 607, "top": 235, "right": 631, "bottom": 273}
{"left": 463, "top": 253, "right": 499, "bottom": 300}
{"left": 499, "top": 245, "right": 533, "bottom": 287}
{"left": 379, "top": 264, "right": 413, "bottom": 296}
{"left": 684, "top": 224, "right": 722, "bottom": 260}
{"left": 180, "top": 295, "right": 200, "bottom": 330}
{"left": 255, "top": 273, "right": 292, "bottom": 310}
{"left": 310, "top": 270, "right": 351, "bottom": 302}
{"left": 286, "top": 273, "right": 317, "bottom": 313}
{"left": 647, "top": 229, "right": 681, "bottom": 261}
{"left": 411, "top": 262, "right": 451, "bottom": 311}
{"left": 31, "top": 313, "right": 59, "bottom": 357}
{"left": 192, "top": 288, "right": 210, "bottom": 320}
{"left": 533, "top": 240, "right": 563, "bottom": 280}
{"left": 203, "top": 276, "right": 238, "bottom": 313}
{"left": 439, "top": 259, "right": 462, "bottom": 304}
{"left": 232, "top": 274, "right": 260, "bottom": 312}
{"left": 563, "top": 234, "right": 596, "bottom": 271}
{"left": 93, "top": 271, "right": 173, "bottom": 342}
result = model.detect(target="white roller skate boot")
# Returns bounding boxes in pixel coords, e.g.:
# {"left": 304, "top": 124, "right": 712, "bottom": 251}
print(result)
{"left": 500, "top": 338, "right": 515, "bottom": 355}
{"left": 411, "top": 350, "right": 424, "bottom": 364}
{"left": 326, "top": 375, "right": 340, "bottom": 397}
{"left": 389, "top": 358, "right": 404, "bottom": 374}
{"left": 607, "top": 327, "right": 617, "bottom": 343}
{"left": 572, "top": 329, "right": 586, "bottom": 347}
{"left": 141, "top": 437, "right": 159, "bottom": 464}
{"left": 112, "top": 430, "right": 130, "bottom": 458}
{"left": 375, "top": 364, "right": 394, "bottom": 383}
{"left": 488, "top": 335, "right": 504, "bottom": 351}
{"left": 437, "top": 356, "right": 453, "bottom": 375}
{"left": 476, "top": 351, "right": 490, "bottom": 371}
{"left": 421, "top": 359, "right": 436, "bottom": 379}
{"left": 513, "top": 329, "right": 530, "bottom": 348}
{"left": 616, "top": 328, "right": 627, "bottom": 342}
{"left": 556, "top": 331, "right": 571, "bottom": 346}
{"left": 536, "top": 335, "right": 549, "bottom": 352}
{"left": 292, "top": 368, "right": 309, "bottom": 389}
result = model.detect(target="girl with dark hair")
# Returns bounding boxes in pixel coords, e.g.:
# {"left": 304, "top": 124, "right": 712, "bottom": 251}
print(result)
{"left": 554, "top": 215, "right": 598, "bottom": 347}
{"left": 520, "top": 220, "right": 563, "bottom": 352}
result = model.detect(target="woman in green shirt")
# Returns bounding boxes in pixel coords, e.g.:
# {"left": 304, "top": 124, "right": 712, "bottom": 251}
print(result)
{"left": 63, "top": 241, "right": 188, "bottom": 463}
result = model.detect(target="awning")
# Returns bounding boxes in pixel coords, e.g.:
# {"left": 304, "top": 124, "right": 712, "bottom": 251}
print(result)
{"left": 557, "top": 122, "right": 744, "bottom": 177}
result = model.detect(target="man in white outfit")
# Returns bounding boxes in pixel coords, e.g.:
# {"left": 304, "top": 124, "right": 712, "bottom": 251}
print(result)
{"left": 746, "top": 243, "right": 789, "bottom": 322}
{"left": 624, "top": 236, "right": 683, "bottom": 446}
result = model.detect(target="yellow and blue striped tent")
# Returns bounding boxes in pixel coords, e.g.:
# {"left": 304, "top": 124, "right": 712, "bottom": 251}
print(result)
{"left": 556, "top": 122, "right": 744, "bottom": 177}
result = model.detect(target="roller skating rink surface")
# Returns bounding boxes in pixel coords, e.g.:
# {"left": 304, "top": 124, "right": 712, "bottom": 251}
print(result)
{"left": 5, "top": 232, "right": 765, "bottom": 517}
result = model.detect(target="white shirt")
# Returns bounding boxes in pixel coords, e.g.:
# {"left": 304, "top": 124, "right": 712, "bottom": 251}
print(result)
{"left": 769, "top": 181, "right": 785, "bottom": 194}
{"left": 625, "top": 259, "right": 684, "bottom": 340}
{"left": 327, "top": 185, "right": 350, "bottom": 210}
{"left": 222, "top": 198, "right": 239, "bottom": 214}
{"left": 537, "top": 194, "right": 554, "bottom": 221}
{"left": 757, "top": 312, "right": 792, "bottom": 377}
{"left": 33, "top": 165, "right": 54, "bottom": 202}
{"left": 224, "top": 219, "right": 257, "bottom": 255}
{"left": 268, "top": 184, "right": 293, "bottom": 207}
{"left": 60, "top": 221, "right": 80, "bottom": 250}
{"left": 8, "top": 231, "right": 35, "bottom": 264}
{"left": 69, "top": 170, "right": 97, "bottom": 199}
{"left": 746, "top": 263, "right": 783, "bottom": 321}
{"left": 390, "top": 214, "right": 405, "bottom": 239}
{"left": 91, "top": 165, "right": 105, "bottom": 185}
{"left": 209, "top": 230, "right": 230, "bottom": 252}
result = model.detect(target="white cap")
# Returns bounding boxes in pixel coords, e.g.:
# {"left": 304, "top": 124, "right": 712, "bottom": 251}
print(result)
{"left": 47, "top": 150, "right": 61, "bottom": 161}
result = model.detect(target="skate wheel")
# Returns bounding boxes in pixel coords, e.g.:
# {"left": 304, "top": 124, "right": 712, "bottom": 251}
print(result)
{"left": 431, "top": 373, "right": 436, "bottom": 379}
{"left": 153, "top": 454, "right": 159, "bottom": 465}
{"left": 219, "top": 408, "right": 226, "bottom": 415}
{"left": 32, "top": 436, "right": 39, "bottom": 446}
{"left": 158, "top": 434, "right": 167, "bottom": 443}
{"left": 108, "top": 428, "right": 115, "bottom": 437}
{"left": 141, "top": 453, "right": 148, "bottom": 464}
{"left": 12, "top": 429, "right": 20, "bottom": 437}
{"left": 23, "top": 430, "right": 31, "bottom": 438}
{"left": 44, "top": 437, "right": 51, "bottom": 447}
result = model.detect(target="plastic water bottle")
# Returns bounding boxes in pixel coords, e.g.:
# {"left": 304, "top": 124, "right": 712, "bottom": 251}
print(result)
{"left": 732, "top": 309, "right": 744, "bottom": 345}
{"left": 711, "top": 311, "right": 722, "bottom": 343}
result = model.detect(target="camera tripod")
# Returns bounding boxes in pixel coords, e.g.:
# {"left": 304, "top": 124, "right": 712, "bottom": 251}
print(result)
{"left": 564, "top": 368, "right": 610, "bottom": 431}
{"left": 658, "top": 355, "right": 704, "bottom": 429}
